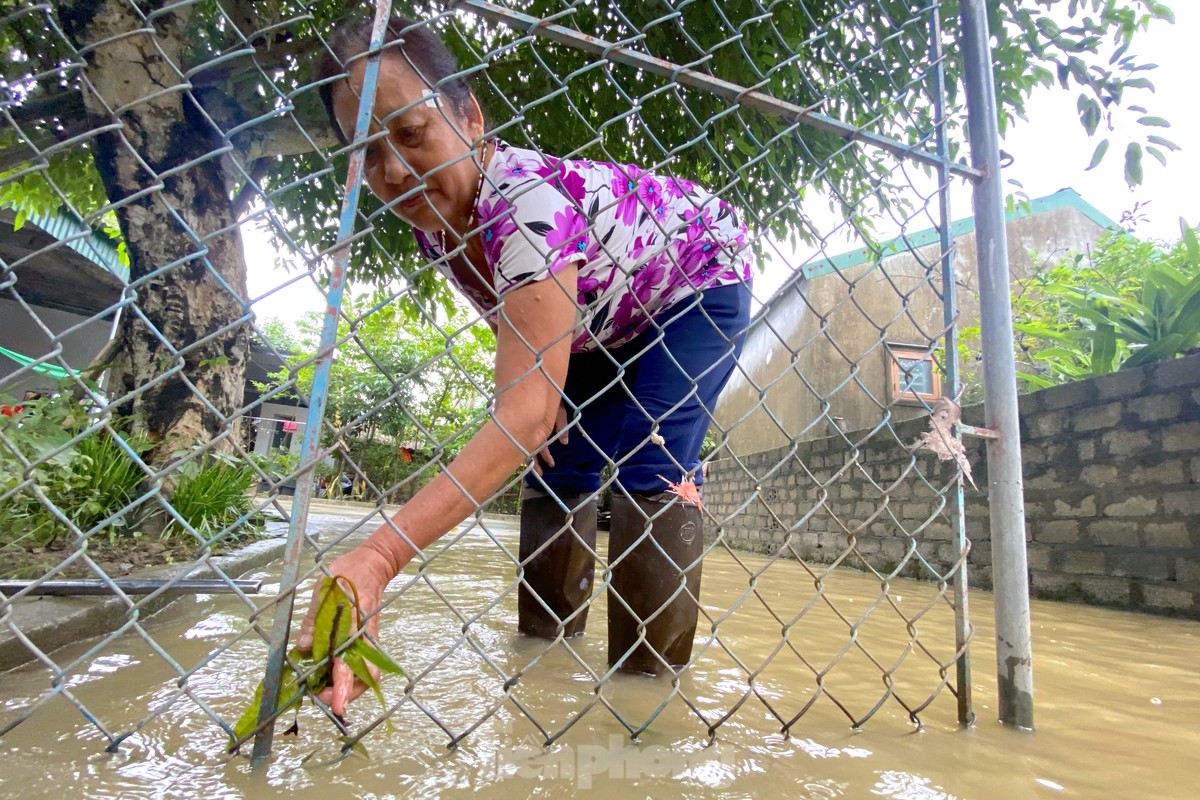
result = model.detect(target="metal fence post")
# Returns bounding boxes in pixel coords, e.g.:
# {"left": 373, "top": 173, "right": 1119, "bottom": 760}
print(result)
{"left": 249, "top": 0, "right": 396, "bottom": 765}
{"left": 958, "top": 0, "right": 1035, "bottom": 729}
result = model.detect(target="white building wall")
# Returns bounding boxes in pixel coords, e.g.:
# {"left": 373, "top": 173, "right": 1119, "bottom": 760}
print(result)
{"left": 250, "top": 400, "right": 307, "bottom": 457}
{"left": 0, "top": 298, "right": 114, "bottom": 396}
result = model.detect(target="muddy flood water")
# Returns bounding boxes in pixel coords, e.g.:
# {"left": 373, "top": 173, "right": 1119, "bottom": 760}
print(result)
{"left": 1, "top": 511, "right": 1197, "bottom": 799}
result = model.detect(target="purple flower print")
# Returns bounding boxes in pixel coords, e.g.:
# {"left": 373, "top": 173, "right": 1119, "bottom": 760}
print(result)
{"left": 476, "top": 194, "right": 518, "bottom": 266}
{"left": 674, "top": 238, "right": 723, "bottom": 286}
{"left": 534, "top": 156, "right": 560, "bottom": 180}
{"left": 555, "top": 162, "right": 587, "bottom": 204}
{"left": 632, "top": 254, "right": 668, "bottom": 297}
{"left": 671, "top": 208, "right": 725, "bottom": 287}
{"left": 544, "top": 207, "right": 596, "bottom": 268}
{"left": 611, "top": 164, "right": 645, "bottom": 225}
{"left": 610, "top": 292, "right": 643, "bottom": 335}
{"left": 681, "top": 206, "right": 717, "bottom": 239}
{"left": 636, "top": 175, "right": 663, "bottom": 211}
{"left": 501, "top": 154, "right": 542, "bottom": 181}
{"left": 664, "top": 176, "right": 696, "bottom": 201}
{"left": 578, "top": 274, "right": 601, "bottom": 294}
{"left": 629, "top": 234, "right": 658, "bottom": 262}
{"left": 611, "top": 254, "right": 668, "bottom": 332}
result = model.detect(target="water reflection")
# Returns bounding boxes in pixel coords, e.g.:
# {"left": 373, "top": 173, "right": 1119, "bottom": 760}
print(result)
{"left": 0, "top": 513, "right": 1197, "bottom": 799}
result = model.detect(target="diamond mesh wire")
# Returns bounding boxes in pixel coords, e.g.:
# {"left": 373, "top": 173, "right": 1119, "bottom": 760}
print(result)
{"left": 0, "top": 0, "right": 986, "bottom": 757}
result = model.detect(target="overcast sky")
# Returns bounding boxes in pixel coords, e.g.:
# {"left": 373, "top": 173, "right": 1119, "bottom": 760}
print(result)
{"left": 1001, "top": 3, "right": 1196, "bottom": 242}
{"left": 246, "top": 7, "right": 1196, "bottom": 324}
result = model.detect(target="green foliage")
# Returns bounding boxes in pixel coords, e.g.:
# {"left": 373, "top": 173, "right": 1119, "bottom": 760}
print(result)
{"left": 1013, "top": 221, "right": 1200, "bottom": 388}
{"left": 0, "top": 389, "right": 149, "bottom": 548}
{"left": 229, "top": 576, "right": 403, "bottom": 753}
{"left": 165, "top": 453, "right": 256, "bottom": 540}
{"left": 0, "top": 1, "right": 1176, "bottom": 295}
{"left": 249, "top": 446, "right": 301, "bottom": 484}
{"left": 264, "top": 296, "right": 495, "bottom": 488}
{"left": 256, "top": 317, "right": 304, "bottom": 355}
{"left": 0, "top": 385, "right": 259, "bottom": 552}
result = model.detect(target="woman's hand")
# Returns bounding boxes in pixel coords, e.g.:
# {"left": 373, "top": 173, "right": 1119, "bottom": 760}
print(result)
{"left": 534, "top": 402, "right": 570, "bottom": 475}
{"left": 295, "top": 541, "right": 396, "bottom": 716}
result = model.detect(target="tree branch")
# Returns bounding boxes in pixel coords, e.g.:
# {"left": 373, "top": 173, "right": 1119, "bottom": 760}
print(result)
{"left": 5, "top": 91, "right": 87, "bottom": 126}
{"left": 189, "top": 37, "right": 321, "bottom": 88}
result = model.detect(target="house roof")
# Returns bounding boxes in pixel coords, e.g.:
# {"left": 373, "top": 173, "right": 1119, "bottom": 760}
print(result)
{"left": 2, "top": 209, "right": 303, "bottom": 405}
{"left": 758, "top": 188, "right": 1119, "bottom": 315}
{"left": 23, "top": 209, "right": 127, "bottom": 282}
{"left": 0, "top": 209, "right": 125, "bottom": 318}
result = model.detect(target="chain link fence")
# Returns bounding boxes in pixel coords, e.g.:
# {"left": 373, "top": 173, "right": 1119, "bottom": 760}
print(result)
{"left": 0, "top": 0, "right": 1032, "bottom": 764}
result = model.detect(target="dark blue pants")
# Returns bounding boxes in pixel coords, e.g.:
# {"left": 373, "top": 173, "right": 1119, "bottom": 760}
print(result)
{"left": 528, "top": 282, "right": 751, "bottom": 496}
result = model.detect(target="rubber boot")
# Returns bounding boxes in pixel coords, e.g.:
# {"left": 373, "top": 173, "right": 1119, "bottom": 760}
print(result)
{"left": 518, "top": 491, "right": 598, "bottom": 639}
{"left": 607, "top": 492, "right": 704, "bottom": 674}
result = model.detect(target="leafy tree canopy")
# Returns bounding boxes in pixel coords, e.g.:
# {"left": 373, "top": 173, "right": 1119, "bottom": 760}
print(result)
{"left": 0, "top": 0, "right": 1178, "bottom": 302}
{"left": 260, "top": 295, "right": 496, "bottom": 459}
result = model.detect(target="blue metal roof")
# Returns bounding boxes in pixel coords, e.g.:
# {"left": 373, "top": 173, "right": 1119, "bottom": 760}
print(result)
{"left": 25, "top": 209, "right": 128, "bottom": 283}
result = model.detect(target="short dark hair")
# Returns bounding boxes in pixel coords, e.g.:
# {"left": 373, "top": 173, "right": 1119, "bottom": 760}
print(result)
{"left": 315, "top": 15, "right": 476, "bottom": 145}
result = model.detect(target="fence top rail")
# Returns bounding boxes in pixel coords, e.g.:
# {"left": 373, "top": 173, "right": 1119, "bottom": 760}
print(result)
{"left": 452, "top": 0, "right": 985, "bottom": 182}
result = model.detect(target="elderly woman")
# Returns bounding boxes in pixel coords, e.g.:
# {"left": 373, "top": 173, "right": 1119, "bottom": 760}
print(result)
{"left": 298, "top": 17, "right": 751, "bottom": 713}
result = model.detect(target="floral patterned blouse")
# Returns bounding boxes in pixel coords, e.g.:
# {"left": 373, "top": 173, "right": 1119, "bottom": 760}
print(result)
{"left": 414, "top": 140, "right": 752, "bottom": 352}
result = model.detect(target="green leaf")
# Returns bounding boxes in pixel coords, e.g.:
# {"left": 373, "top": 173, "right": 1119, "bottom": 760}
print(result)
{"left": 1085, "top": 139, "right": 1110, "bottom": 171}
{"left": 1077, "top": 96, "right": 1101, "bottom": 136}
{"left": 229, "top": 659, "right": 305, "bottom": 753}
{"left": 1167, "top": 272, "right": 1200, "bottom": 335}
{"left": 1122, "top": 334, "right": 1188, "bottom": 368}
{"left": 312, "top": 578, "right": 352, "bottom": 667}
{"left": 338, "top": 736, "right": 371, "bottom": 760}
{"left": 342, "top": 645, "right": 397, "bottom": 733}
{"left": 353, "top": 639, "right": 405, "bottom": 676}
{"left": 1137, "top": 116, "right": 1170, "bottom": 128}
{"left": 1148, "top": 135, "right": 1180, "bottom": 152}
{"left": 1017, "top": 371, "right": 1060, "bottom": 390}
{"left": 342, "top": 648, "right": 386, "bottom": 709}
{"left": 1181, "top": 221, "right": 1200, "bottom": 264}
{"left": 1091, "top": 323, "right": 1118, "bottom": 376}
{"left": 1124, "top": 142, "right": 1144, "bottom": 187}
{"left": 230, "top": 679, "right": 266, "bottom": 748}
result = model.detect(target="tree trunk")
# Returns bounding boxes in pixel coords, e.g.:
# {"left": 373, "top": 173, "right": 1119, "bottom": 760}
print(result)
{"left": 59, "top": 1, "right": 250, "bottom": 467}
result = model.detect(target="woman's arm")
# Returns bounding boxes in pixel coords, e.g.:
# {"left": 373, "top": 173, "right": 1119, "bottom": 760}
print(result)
{"left": 296, "top": 266, "right": 579, "bottom": 715}
{"left": 366, "top": 265, "right": 578, "bottom": 572}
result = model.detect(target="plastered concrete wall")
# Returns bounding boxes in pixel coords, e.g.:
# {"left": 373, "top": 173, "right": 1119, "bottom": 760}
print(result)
{"left": 716, "top": 204, "right": 1111, "bottom": 455}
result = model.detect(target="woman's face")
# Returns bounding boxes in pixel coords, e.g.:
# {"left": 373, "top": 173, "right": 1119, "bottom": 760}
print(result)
{"left": 332, "top": 55, "right": 485, "bottom": 233}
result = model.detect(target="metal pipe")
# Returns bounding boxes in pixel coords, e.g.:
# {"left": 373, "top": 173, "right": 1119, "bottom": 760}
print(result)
{"left": 926, "top": 0, "right": 974, "bottom": 728}
{"left": 0, "top": 579, "right": 263, "bottom": 596}
{"left": 453, "top": 0, "right": 985, "bottom": 180}
{"left": 958, "top": 0, "right": 1034, "bottom": 730}
{"left": 249, "top": 0, "right": 396, "bottom": 766}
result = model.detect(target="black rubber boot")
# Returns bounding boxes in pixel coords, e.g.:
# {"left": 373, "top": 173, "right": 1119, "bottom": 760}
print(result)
{"left": 518, "top": 491, "right": 598, "bottom": 639}
{"left": 607, "top": 492, "right": 704, "bottom": 675}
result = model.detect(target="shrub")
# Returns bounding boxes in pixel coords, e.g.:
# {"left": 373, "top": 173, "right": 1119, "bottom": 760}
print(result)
{"left": 164, "top": 454, "right": 256, "bottom": 542}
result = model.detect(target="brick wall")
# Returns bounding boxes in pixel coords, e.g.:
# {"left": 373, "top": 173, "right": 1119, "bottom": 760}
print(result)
{"left": 705, "top": 353, "right": 1200, "bottom": 618}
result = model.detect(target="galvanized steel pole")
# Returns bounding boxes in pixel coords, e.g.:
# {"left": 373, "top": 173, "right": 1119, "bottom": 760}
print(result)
{"left": 927, "top": 0, "right": 974, "bottom": 728}
{"left": 958, "top": 0, "right": 1034, "bottom": 729}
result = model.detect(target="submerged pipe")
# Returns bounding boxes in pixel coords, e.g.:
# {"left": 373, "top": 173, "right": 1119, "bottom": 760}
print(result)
{"left": 0, "top": 579, "right": 263, "bottom": 596}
